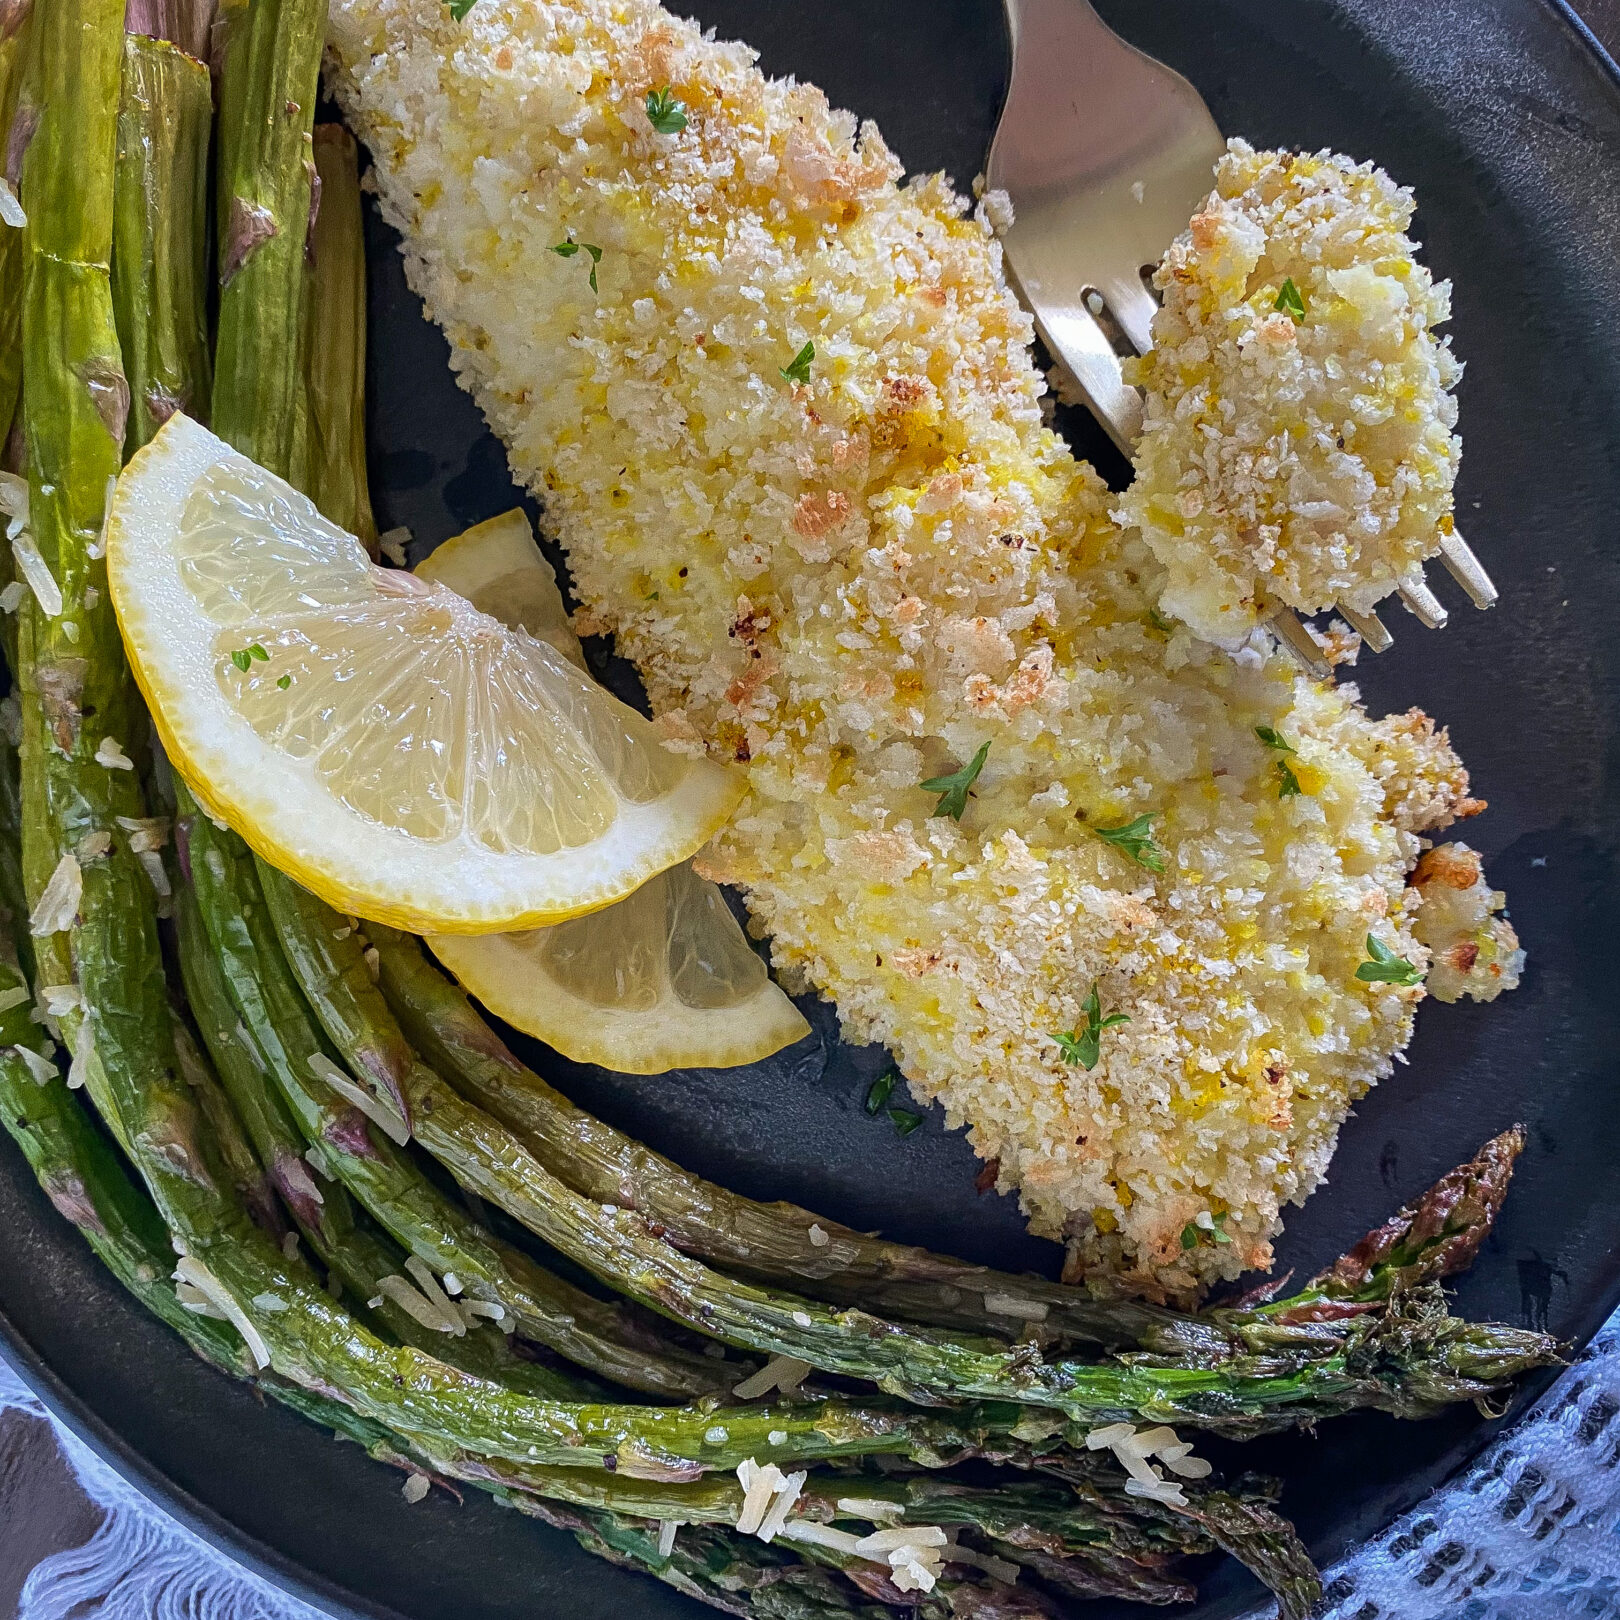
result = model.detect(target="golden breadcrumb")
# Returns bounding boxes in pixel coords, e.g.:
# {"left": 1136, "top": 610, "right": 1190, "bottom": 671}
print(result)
{"left": 324, "top": 0, "right": 1516, "bottom": 1294}
{"left": 1412, "top": 843, "right": 1524, "bottom": 1005}
{"left": 1120, "top": 141, "right": 1461, "bottom": 644}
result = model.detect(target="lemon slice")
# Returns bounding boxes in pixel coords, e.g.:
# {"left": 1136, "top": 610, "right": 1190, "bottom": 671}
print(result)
{"left": 413, "top": 514, "right": 810, "bottom": 1073}
{"left": 107, "top": 415, "right": 743, "bottom": 933}
{"left": 427, "top": 861, "right": 810, "bottom": 1073}
{"left": 414, "top": 509, "right": 584, "bottom": 666}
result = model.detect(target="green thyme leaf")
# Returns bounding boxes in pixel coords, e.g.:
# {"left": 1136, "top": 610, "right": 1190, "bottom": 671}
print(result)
{"left": 645, "top": 86, "right": 688, "bottom": 134}
{"left": 1274, "top": 277, "right": 1306, "bottom": 321}
{"left": 889, "top": 1108, "right": 924, "bottom": 1137}
{"left": 865, "top": 1071, "right": 897, "bottom": 1115}
{"left": 276, "top": 674, "right": 292, "bottom": 691}
{"left": 446, "top": 0, "right": 476, "bottom": 18}
{"left": 230, "top": 649, "right": 252, "bottom": 673}
{"left": 1148, "top": 608, "right": 1173, "bottom": 634}
{"left": 920, "top": 741, "right": 989, "bottom": 821}
{"left": 248, "top": 643, "right": 268, "bottom": 661}
{"left": 1356, "top": 934, "right": 1423, "bottom": 987}
{"left": 1181, "top": 1212, "right": 1233, "bottom": 1250}
{"left": 1254, "top": 726, "right": 1295, "bottom": 754}
{"left": 1051, "top": 982, "right": 1130, "bottom": 1071}
{"left": 1092, "top": 811, "right": 1166, "bottom": 873}
{"left": 1275, "top": 759, "right": 1303, "bottom": 799}
{"left": 779, "top": 340, "right": 815, "bottom": 386}
{"left": 552, "top": 239, "right": 603, "bottom": 293}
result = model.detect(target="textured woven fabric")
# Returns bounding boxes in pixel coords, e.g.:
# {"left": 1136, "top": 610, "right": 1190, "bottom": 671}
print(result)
{"left": 4, "top": 1332, "right": 1620, "bottom": 1619}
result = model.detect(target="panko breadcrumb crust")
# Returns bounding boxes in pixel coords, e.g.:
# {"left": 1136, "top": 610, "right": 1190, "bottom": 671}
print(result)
{"left": 1120, "top": 142, "right": 1462, "bottom": 644}
{"left": 323, "top": 0, "right": 1518, "bottom": 1297}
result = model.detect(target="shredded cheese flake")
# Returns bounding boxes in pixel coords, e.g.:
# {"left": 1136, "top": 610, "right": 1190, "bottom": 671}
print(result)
{"left": 29, "top": 852, "right": 82, "bottom": 938}
{"left": 10, "top": 530, "right": 63, "bottom": 618}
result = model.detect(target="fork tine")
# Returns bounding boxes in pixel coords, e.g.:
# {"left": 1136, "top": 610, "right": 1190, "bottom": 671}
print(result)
{"left": 1437, "top": 531, "right": 1498, "bottom": 609}
{"left": 1396, "top": 570, "right": 1449, "bottom": 629}
{"left": 1019, "top": 295, "right": 1143, "bottom": 455}
{"left": 1337, "top": 605, "right": 1393, "bottom": 653}
{"left": 1269, "top": 609, "right": 1331, "bottom": 677}
{"left": 1108, "top": 280, "right": 1160, "bottom": 358}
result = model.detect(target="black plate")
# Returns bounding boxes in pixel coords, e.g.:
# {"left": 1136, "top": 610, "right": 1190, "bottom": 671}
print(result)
{"left": 4, "top": 3, "right": 1620, "bottom": 1616}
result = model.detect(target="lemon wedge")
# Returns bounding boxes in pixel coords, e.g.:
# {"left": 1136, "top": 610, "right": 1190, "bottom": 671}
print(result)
{"left": 107, "top": 415, "right": 743, "bottom": 933}
{"left": 414, "top": 508, "right": 584, "bottom": 666}
{"left": 427, "top": 862, "right": 810, "bottom": 1073}
{"left": 413, "top": 512, "right": 810, "bottom": 1073}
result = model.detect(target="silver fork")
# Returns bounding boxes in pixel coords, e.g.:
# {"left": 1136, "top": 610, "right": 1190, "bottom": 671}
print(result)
{"left": 984, "top": 0, "right": 1497, "bottom": 672}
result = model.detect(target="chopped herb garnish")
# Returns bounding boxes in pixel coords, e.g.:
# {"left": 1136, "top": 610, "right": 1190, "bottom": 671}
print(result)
{"left": 1148, "top": 608, "right": 1173, "bottom": 634}
{"left": 779, "top": 340, "right": 815, "bottom": 386}
{"left": 229, "top": 644, "right": 267, "bottom": 672}
{"left": 1256, "top": 727, "right": 1302, "bottom": 796}
{"left": 864, "top": 1071, "right": 897, "bottom": 1115}
{"left": 276, "top": 674, "right": 292, "bottom": 691}
{"left": 645, "top": 86, "right": 688, "bottom": 134}
{"left": 1274, "top": 277, "right": 1306, "bottom": 321}
{"left": 552, "top": 238, "right": 603, "bottom": 293}
{"left": 1356, "top": 934, "right": 1423, "bottom": 987}
{"left": 1051, "top": 982, "right": 1130, "bottom": 1072}
{"left": 1181, "top": 1212, "right": 1233, "bottom": 1251}
{"left": 889, "top": 1108, "right": 924, "bottom": 1137}
{"left": 446, "top": 0, "right": 476, "bottom": 18}
{"left": 1092, "top": 811, "right": 1166, "bottom": 873}
{"left": 920, "top": 741, "right": 989, "bottom": 821}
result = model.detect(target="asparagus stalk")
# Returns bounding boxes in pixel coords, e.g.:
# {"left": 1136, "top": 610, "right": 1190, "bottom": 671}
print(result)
{"left": 0, "top": 958, "right": 904, "bottom": 1620}
{"left": 14, "top": 0, "right": 169, "bottom": 1219}
{"left": 519, "top": 1501, "right": 905, "bottom": 1620}
{"left": 270, "top": 871, "right": 1554, "bottom": 1432}
{"left": 1304, "top": 1125, "right": 1524, "bottom": 1303}
{"left": 179, "top": 790, "right": 738, "bottom": 1401}
{"left": 170, "top": 1005, "right": 286, "bottom": 1240}
{"left": 121, "top": 0, "right": 212, "bottom": 59}
{"left": 378, "top": 923, "right": 1550, "bottom": 1401}
{"left": 0, "top": 945, "right": 254, "bottom": 1380}
{"left": 209, "top": 0, "right": 323, "bottom": 480}
{"left": 0, "top": 0, "right": 30, "bottom": 457}
{"left": 111, "top": 34, "right": 211, "bottom": 454}
{"left": 367, "top": 923, "right": 1225, "bottom": 1360}
{"left": 174, "top": 875, "right": 586, "bottom": 1398}
{"left": 0, "top": 725, "right": 246, "bottom": 1371}
{"left": 1216, "top": 1127, "right": 1544, "bottom": 1359}
{"left": 305, "top": 124, "right": 378, "bottom": 555}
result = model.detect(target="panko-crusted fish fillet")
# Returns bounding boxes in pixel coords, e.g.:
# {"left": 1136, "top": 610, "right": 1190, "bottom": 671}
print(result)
{"left": 324, "top": 0, "right": 1520, "bottom": 1296}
